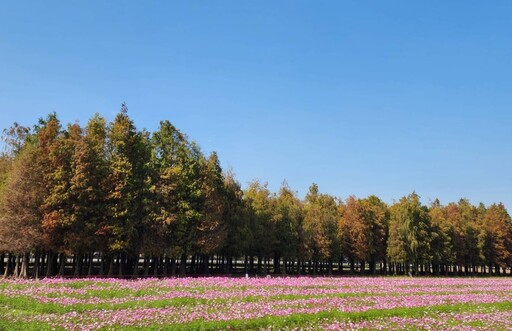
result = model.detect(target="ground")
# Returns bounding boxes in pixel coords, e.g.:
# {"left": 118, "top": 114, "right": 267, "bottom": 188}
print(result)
{"left": 0, "top": 277, "right": 511, "bottom": 330}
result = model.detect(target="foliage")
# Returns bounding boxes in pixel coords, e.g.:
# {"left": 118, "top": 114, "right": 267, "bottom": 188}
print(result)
{"left": 1, "top": 109, "right": 511, "bottom": 278}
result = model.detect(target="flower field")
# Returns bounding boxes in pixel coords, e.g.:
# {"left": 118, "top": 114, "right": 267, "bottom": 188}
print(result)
{"left": 0, "top": 277, "right": 511, "bottom": 330}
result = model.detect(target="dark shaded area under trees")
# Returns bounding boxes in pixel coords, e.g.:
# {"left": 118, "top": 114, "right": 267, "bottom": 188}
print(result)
{"left": 1, "top": 106, "right": 511, "bottom": 278}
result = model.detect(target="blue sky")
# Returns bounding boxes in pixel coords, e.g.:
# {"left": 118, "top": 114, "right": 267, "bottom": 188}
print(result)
{"left": 1, "top": 1, "right": 512, "bottom": 208}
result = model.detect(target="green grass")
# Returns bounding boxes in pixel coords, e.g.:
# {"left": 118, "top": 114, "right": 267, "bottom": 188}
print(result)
{"left": 1, "top": 279, "right": 511, "bottom": 330}
{"left": 102, "top": 302, "right": 512, "bottom": 330}
{"left": 0, "top": 293, "right": 214, "bottom": 314}
{"left": 2, "top": 297, "right": 510, "bottom": 330}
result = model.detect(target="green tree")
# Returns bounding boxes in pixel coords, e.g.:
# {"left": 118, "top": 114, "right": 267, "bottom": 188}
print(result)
{"left": 196, "top": 152, "right": 226, "bottom": 257}
{"left": 68, "top": 114, "right": 109, "bottom": 275}
{"left": 338, "top": 195, "right": 388, "bottom": 274}
{"left": 479, "top": 203, "right": 512, "bottom": 274}
{"left": 150, "top": 120, "right": 203, "bottom": 275}
{"left": 1, "top": 122, "right": 31, "bottom": 156}
{"left": 244, "top": 180, "right": 273, "bottom": 273}
{"left": 444, "top": 199, "right": 482, "bottom": 275}
{"left": 387, "top": 192, "right": 431, "bottom": 275}
{"left": 271, "top": 182, "right": 302, "bottom": 274}
{"left": 0, "top": 143, "right": 45, "bottom": 278}
{"left": 39, "top": 115, "right": 83, "bottom": 269}
{"left": 303, "top": 184, "right": 339, "bottom": 274}
{"left": 221, "top": 171, "right": 251, "bottom": 272}
{"left": 192, "top": 152, "right": 227, "bottom": 274}
{"left": 429, "top": 199, "right": 455, "bottom": 275}
{"left": 361, "top": 195, "right": 389, "bottom": 274}
{"left": 104, "top": 105, "right": 151, "bottom": 275}
{"left": 338, "top": 196, "right": 366, "bottom": 273}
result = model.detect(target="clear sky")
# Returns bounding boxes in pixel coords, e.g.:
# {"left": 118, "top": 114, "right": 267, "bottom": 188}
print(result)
{"left": 1, "top": 1, "right": 512, "bottom": 209}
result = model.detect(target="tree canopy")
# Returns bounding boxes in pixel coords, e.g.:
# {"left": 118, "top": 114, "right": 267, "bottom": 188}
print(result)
{"left": 1, "top": 108, "right": 511, "bottom": 278}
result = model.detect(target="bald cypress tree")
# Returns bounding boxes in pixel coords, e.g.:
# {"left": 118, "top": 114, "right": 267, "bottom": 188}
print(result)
{"left": 244, "top": 180, "right": 274, "bottom": 273}
{"left": 272, "top": 183, "right": 302, "bottom": 274}
{"left": 303, "top": 184, "right": 339, "bottom": 274}
{"left": 151, "top": 120, "right": 203, "bottom": 276}
{"left": 479, "top": 203, "right": 512, "bottom": 274}
{"left": 387, "top": 193, "right": 431, "bottom": 275}
{"left": 105, "top": 105, "right": 150, "bottom": 276}
{"left": 38, "top": 114, "right": 81, "bottom": 276}
{"left": 68, "top": 114, "right": 109, "bottom": 275}
{"left": 195, "top": 152, "right": 226, "bottom": 273}
{"left": 0, "top": 143, "right": 45, "bottom": 278}
{"left": 429, "top": 199, "right": 455, "bottom": 275}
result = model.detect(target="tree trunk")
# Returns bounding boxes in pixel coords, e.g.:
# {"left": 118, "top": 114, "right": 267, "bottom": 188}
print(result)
{"left": 273, "top": 253, "right": 279, "bottom": 274}
{"left": 202, "top": 255, "right": 209, "bottom": 275}
{"left": 249, "top": 256, "right": 254, "bottom": 274}
{"left": 46, "top": 252, "right": 56, "bottom": 277}
{"left": 98, "top": 253, "right": 104, "bottom": 276}
{"left": 190, "top": 255, "right": 196, "bottom": 274}
{"left": 59, "top": 253, "right": 66, "bottom": 277}
{"left": 74, "top": 253, "right": 82, "bottom": 277}
{"left": 153, "top": 256, "right": 159, "bottom": 277}
{"left": 13, "top": 254, "right": 21, "bottom": 278}
{"left": 179, "top": 254, "right": 187, "bottom": 277}
{"left": 87, "top": 253, "right": 94, "bottom": 276}
{"left": 143, "top": 257, "right": 150, "bottom": 277}
{"left": 118, "top": 253, "right": 124, "bottom": 277}
{"left": 34, "top": 251, "right": 40, "bottom": 279}
{"left": 170, "top": 258, "right": 176, "bottom": 277}
{"left": 222, "top": 255, "right": 227, "bottom": 274}
{"left": 19, "top": 252, "right": 28, "bottom": 279}
{"left": 100, "top": 253, "right": 107, "bottom": 276}
{"left": 107, "top": 255, "right": 114, "bottom": 276}
{"left": 162, "top": 256, "right": 168, "bottom": 277}
{"left": 133, "top": 254, "right": 141, "bottom": 278}
{"left": 3, "top": 253, "right": 10, "bottom": 278}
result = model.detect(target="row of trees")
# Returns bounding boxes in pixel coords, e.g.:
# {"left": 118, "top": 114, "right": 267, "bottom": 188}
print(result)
{"left": 1, "top": 107, "right": 511, "bottom": 278}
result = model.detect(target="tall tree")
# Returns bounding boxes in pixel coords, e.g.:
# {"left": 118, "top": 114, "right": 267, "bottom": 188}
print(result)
{"left": 150, "top": 120, "right": 202, "bottom": 275}
{"left": 0, "top": 143, "right": 45, "bottom": 278}
{"left": 303, "top": 184, "right": 339, "bottom": 274}
{"left": 338, "top": 195, "right": 388, "bottom": 274}
{"left": 38, "top": 115, "right": 81, "bottom": 260}
{"left": 244, "top": 180, "right": 274, "bottom": 273}
{"left": 361, "top": 195, "right": 389, "bottom": 274}
{"left": 429, "top": 199, "right": 455, "bottom": 275}
{"left": 1, "top": 122, "right": 31, "bottom": 157}
{"left": 104, "top": 105, "right": 150, "bottom": 275}
{"left": 196, "top": 152, "right": 226, "bottom": 257}
{"left": 445, "top": 199, "right": 482, "bottom": 274}
{"left": 387, "top": 192, "right": 431, "bottom": 275}
{"left": 221, "top": 172, "right": 251, "bottom": 271}
{"left": 272, "top": 182, "right": 302, "bottom": 274}
{"left": 338, "top": 196, "right": 366, "bottom": 273}
{"left": 479, "top": 203, "right": 512, "bottom": 274}
{"left": 68, "top": 114, "right": 109, "bottom": 274}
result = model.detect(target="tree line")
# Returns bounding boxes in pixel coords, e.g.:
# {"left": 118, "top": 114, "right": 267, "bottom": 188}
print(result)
{"left": 0, "top": 106, "right": 511, "bottom": 278}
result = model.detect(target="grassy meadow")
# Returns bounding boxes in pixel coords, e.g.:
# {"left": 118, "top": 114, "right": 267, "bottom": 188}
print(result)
{"left": 0, "top": 277, "right": 511, "bottom": 330}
